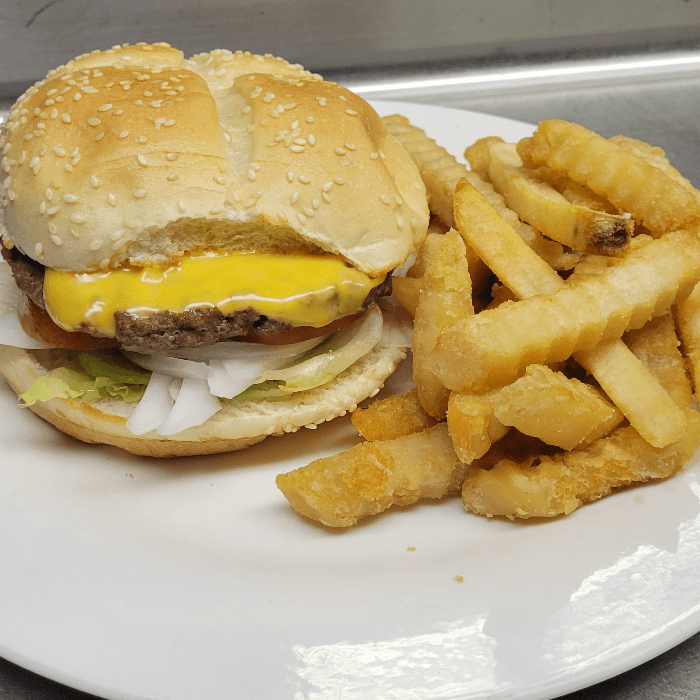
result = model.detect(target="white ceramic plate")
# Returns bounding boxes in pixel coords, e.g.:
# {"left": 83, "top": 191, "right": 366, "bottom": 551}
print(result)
{"left": 2, "top": 101, "right": 700, "bottom": 700}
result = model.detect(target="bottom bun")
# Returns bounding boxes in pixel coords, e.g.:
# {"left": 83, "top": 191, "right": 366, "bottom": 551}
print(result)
{"left": 0, "top": 344, "right": 407, "bottom": 458}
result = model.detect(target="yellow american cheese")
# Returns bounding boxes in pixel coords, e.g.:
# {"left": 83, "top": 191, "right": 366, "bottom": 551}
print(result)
{"left": 43, "top": 251, "right": 383, "bottom": 336}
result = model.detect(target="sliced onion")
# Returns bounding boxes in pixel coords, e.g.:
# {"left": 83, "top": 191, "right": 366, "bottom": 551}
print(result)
{"left": 125, "top": 372, "right": 177, "bottom": 435}
{"left": 124, "top": 352, "right": 210, "bottom": 381}
{"left": 172, "top": 335, "right": 323, "bottom": 362}
{"left": 157, "top": 378, "right": 222, "bottom": 436}
{"left": 206, "top": 359, "right": 262, "bottom": 399}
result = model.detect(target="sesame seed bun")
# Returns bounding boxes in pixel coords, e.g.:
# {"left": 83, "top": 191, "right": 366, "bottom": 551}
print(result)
{"left": 0, "top": 43, "right": 429, "bottom": 276}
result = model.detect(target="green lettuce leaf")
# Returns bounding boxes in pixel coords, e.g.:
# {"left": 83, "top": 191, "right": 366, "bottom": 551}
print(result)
{"left": 19, "top": 353, "right": 150, "bottom": 406}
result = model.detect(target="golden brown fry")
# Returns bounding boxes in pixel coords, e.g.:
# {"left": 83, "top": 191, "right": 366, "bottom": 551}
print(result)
{"left": 392, "top": 276, "right": 421, "bottom": 317}
{"left": 453, "top": 178, "right": 564, "bottom": 298}
{"left": 492, "top": 364, "right": 623, "bottom": 450}
{"left": 461, "top": 409, "right": 700, "bottom": 519}
{"left": 464, "top": 136, "right": 504, "bottom": 180}
{"left": 487, "top": 142, "right": 632, "bottom": 256}
{"left": 518, "top": 120, "right": 700, "bottom": 233}
{"left": 447, "top": 390, "right": 509, "bottom": 463}
{"left": 427, "top": 230, "right": 700, "bottom": 393}
{"left": 351, "top": 388, "right": 437, "bottom": 442}
{"left": 624, "top": 313, "right": 692, "bottom": 410}
{"left": 276, "top": 423, "right": 465, "bottom": 527}
{"left": 532, "top": 165, "right": 619, "bottom": 214}
{"left": 406, "top": 232, "right": 444, "bottom": 279}
{"left": 486, "top": 282, "right": 517, "bottom": 310}
{"left": 674, "top": 279, "right": 700, "bottom": 397}
{"left": 413, "top": 229, "right": 474, "bottom": 419}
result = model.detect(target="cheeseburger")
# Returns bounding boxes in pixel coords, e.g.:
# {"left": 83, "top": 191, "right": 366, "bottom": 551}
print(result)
{"left": 0, "top": 43, "right": 428, "bottom": 457}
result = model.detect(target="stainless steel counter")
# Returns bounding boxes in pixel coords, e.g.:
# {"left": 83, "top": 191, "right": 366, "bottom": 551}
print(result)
{"left": 2, "top": 48, "right": 700, "bottom": 700}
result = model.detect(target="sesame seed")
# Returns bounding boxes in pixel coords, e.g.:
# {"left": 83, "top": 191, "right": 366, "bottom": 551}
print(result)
{"left": 250, "top": 86, "right": 262, "bottom": 99}
{"left": 71, "top": 147, "right": 79, "bottom": 157}
{"left": 290, "top": 120, "right": 299, "bottom": 130}
{"left": 133, "top": 189, "right": 147, "bottom": 198}
{"left": 334, "top": 147, "right": 346, "bottom": 156}
{"left": 293, "top": 138, "right": 306, "bottom": 146}
{"left": 137, "top": 154, "right": 148, "bottom": 166}
{"left": 344, "top": 142, "right": 356, "bottom": 150}
{"left": 39, "top": 201, "right": 46, "bottom": 214}
{"left": 278, "top": 211, "right": 288, "bottom": 223}
{"left": 247, "top": 169, "right": 257, "bottom": 181}
{"left": 298, "top": 175, "right": 310, "bottom": 184}
{"left": 306, "top": 116, "right": 315, "bottom": 123}
{"left": 46, "top": 206, "right": 60, "bottom": 215}
{"left": 107, "top": 193, "right": 117, "bottom": 206}
{"left": 338, "top": 95, "right": 348, "bottom": 101}
{"left": 177, "top": 202, "right": 186, "bottom": 213}
{"left": 48, "top": 223, "right": 57, "bottom": 235}
{"left": 241, "top": 105, "right": 252, "bottom": 114}
{"left": 99, "top": 258, "right": 110, "bottom": 270}
{"left": 95, "top": 131, "right": 105, "bottom": 141}
{"left": 119, "top": 130, "right": 129, "bottom": 139}
{"left": 34, "top": 243, "right": 43, "bottom": 256}
{"left": 380, "top": 194, "right": 391, "bottom": 205}
{"left": 167, "top": 173, "right": 178, "bottom": 181}
{"left": 73, "top": 92, "right": 82, "bottom": 101}
{"left": 312, "top": 198, "right": 320, "bottom": 209}
{"left": 53, "top": 146, "right": 66, "bottom": 157}
{"left": 262, "top": 92, "right": 275, "bottom": 103}
{"left": 113, "top": 108, "right": 125, "bottom": 115}
{"left": 87, "top": 117, "right": 101, "bottom": 127}
{"left": 61, "top": 114, "right": 71, "bottom": 123}
{"left": 322, "top": 181, "right": 334, "bottom": 192}
{"left": 308, "top": 134, "right": 316, "bottom": 145}
{"left": 110, "top": 230, "right": 123, "bottom": 240}
{"left": 213, "top": 176, "right": 226, "bottom": 185}
{"left": 345, "top": 109, "right": 358, "bottom": 116}
{"left": 90, "top": 175, "right": 100, "bottom": 188}
{"left": 297, "top": 213, "right": 307, "bottom": 224}
{"left": 322, "top": 192, "right": 331, "bottom": 203}
{"left": 370, "top": 152, "right": 379, "bottom": 159}
{"left": 98, "top": 103, "right": 113, "bottom": 112}
{"left": 62, "top": 194, "right": 79, "bottom": 203}
{"left": 210, "top": 205, "right": 224, "bottom": 215}
{"left": 50, "top": 234, "right": 62, "bottom": 246}
{"left": 394, "top": 194, "right": 403, "bottom": 205}
{"left": 70, "top": 225, "right": 79, "bottom": 238}
{"left": 29, "top": 156, "right": 40, "bottom": 169}
{"left": 291, "top": 192, "right": 299, "bottom": 204}
{"left": 303, "top": 207, "right": 315, "bottom": 217}
{"left": 164, "top": 119, "right": 175, "bottom": 127}
{"left": 144, "top": 91, "right": 153, "bottom": 97}
{"left": 90, "top": 240, "right": 103, "bottom": 251}
{"left": 396, "top": 215, "right": 405, "bottom": 228}
{"left": 290, "top": 145, "right": 304, "bottom": 153}
{"left": 45, "top": 188, "right": 53, "bottom": 200}
{"left": 166, "top": 153, "right": 178, "bottom": 161}
{"left": 123, "top": 219, "right": 138, "bottom": 230}
{"left": 70, "top": 213, "right": 85, "bottom": 224}
{"left": 64, "top": 163, "right": 73, "bottom": 172}
{"left": 138, "top": 136, "right": 147, "bottom": 144}
{"left": 335, "top": 177, "right": 345, "bottom": 185}
{"left": 5, "top": 189, "right": 13, "bottom": 201}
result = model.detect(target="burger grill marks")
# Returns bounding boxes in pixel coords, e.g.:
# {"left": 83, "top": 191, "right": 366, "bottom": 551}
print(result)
{"left": 2, "top": 243, "right": 393, "bottom": 352}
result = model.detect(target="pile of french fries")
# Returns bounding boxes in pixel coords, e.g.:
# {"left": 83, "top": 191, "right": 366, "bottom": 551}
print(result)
{"left": 276, "top": 116, "right": 700, "bottom": 527}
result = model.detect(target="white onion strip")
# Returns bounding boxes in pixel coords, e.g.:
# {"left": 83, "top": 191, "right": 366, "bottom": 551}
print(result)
{"left": 125, "top": 372, "right": 177, "bottom": 435}
{"left": 157, "top": 378, "right": 221, "bottom": 436}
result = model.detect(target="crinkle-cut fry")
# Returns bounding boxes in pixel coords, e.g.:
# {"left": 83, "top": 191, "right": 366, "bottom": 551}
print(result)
{"left": 461, "top": 409, "right": 700, "bottom": 520}
{"left": 454, "top": 181, "right": 688, "bottom": 446}
{"left": 406, "top": 231, "right": 444, "bottom": 279}
{"left": 609, "top": 135, "right": 700, "bottom": 199}
{"left": 492, "top": 364, "right": 623, "bottom": 450}
{"left": 624, "top": 313, "right": 692, "bottom": 410}
{"left": 453, "top": 178, "right": 565, "bottom": 299}
{"left": 381, "top": 117, "right": 490, "bottom": 291}
{"left": 531, "top": 165, "right": 619, "bottom": 214}
{"left": 351, "top": 388, "right": 437, "bottom": 442}
{"left": 517, "top": 120, "right": 700, "bottom": 233}
{"left": 675, "top": 279, "right": 700, "bottom": 398}
{"left": 413, "top": 229, "right": 474, "bottom": 420}
{"left": 276, "top": 423, "right": 466, "bottom": 527}
{"left": 464, "top": 136, "right": 505, "bottom": 180}
{"left": 392, "top": 276, "right": 421, "bottom": 317}
{"left": 487, "top": 142, "right": 632, "bottom": 256}
{"left": 427, "top": 230, "right": 700, "bottom": 394}
{"left": 447, "top": 390, "right": 509, "bottom": 463}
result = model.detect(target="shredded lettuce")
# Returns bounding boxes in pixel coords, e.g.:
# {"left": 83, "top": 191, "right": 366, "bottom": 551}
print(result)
{"left": 19, "top": 353, "right": 150, "bottom": 406}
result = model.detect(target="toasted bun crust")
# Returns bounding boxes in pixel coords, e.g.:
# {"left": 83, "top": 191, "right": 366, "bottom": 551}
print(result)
{"left": 0, "top": 43, "right": 428, "bottom": 277}
{"left": 0, "top": 342, "right": 407, "bottom": 457}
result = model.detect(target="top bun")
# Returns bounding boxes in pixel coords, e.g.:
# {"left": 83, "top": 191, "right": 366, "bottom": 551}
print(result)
{"left": 0, "top": 43, "right": 428, "bottom": 277}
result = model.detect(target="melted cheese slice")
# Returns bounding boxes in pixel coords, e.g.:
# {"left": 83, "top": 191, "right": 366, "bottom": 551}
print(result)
{"left": 44, "top": 251, "right": 383, "bottom": 337}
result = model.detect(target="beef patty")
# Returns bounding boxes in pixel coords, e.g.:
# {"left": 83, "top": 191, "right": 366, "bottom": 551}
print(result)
{"left": 2, "top": 244, "right": 393, "bottom": 352}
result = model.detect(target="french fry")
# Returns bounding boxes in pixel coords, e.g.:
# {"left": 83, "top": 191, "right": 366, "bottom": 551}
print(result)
{"left": 461, "top": 409, "right": 700, "bottom": 519}
{"left": 464, "top": 136, "right": 504, "bottom": 180}
{"left": 351, "top": 388, "right": 437, "bottom": 441}
{"left": 624, "top": 313, "right": 692, "bottom": 410}
{"left": 413, "top": 229, "right": 473, "bottom": 419}
{"left": 487, "top": 142, "right": 632, "bottom": 256}
{"left": 492, "top": 364, "right": 623, "bottom": 450}
{"left": 531, "top": 165, "right": 619, "bottom": 214}
{"left": 674, "top": 279, "right": 700, "bottom": 397}
{"left": 276, "top": 423, "right": 466, "bottom": 527}
{"left": 518, "top": 120, "right": 700, "bottom": 233}
{"left": 447, "top": 390, "right": 509, "bottom": 463}
{"left": 406, "top": 232, "right": 444, "bottom": 279}
{"left": 391, "top": 276, "right": 421, "bottom": 317}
